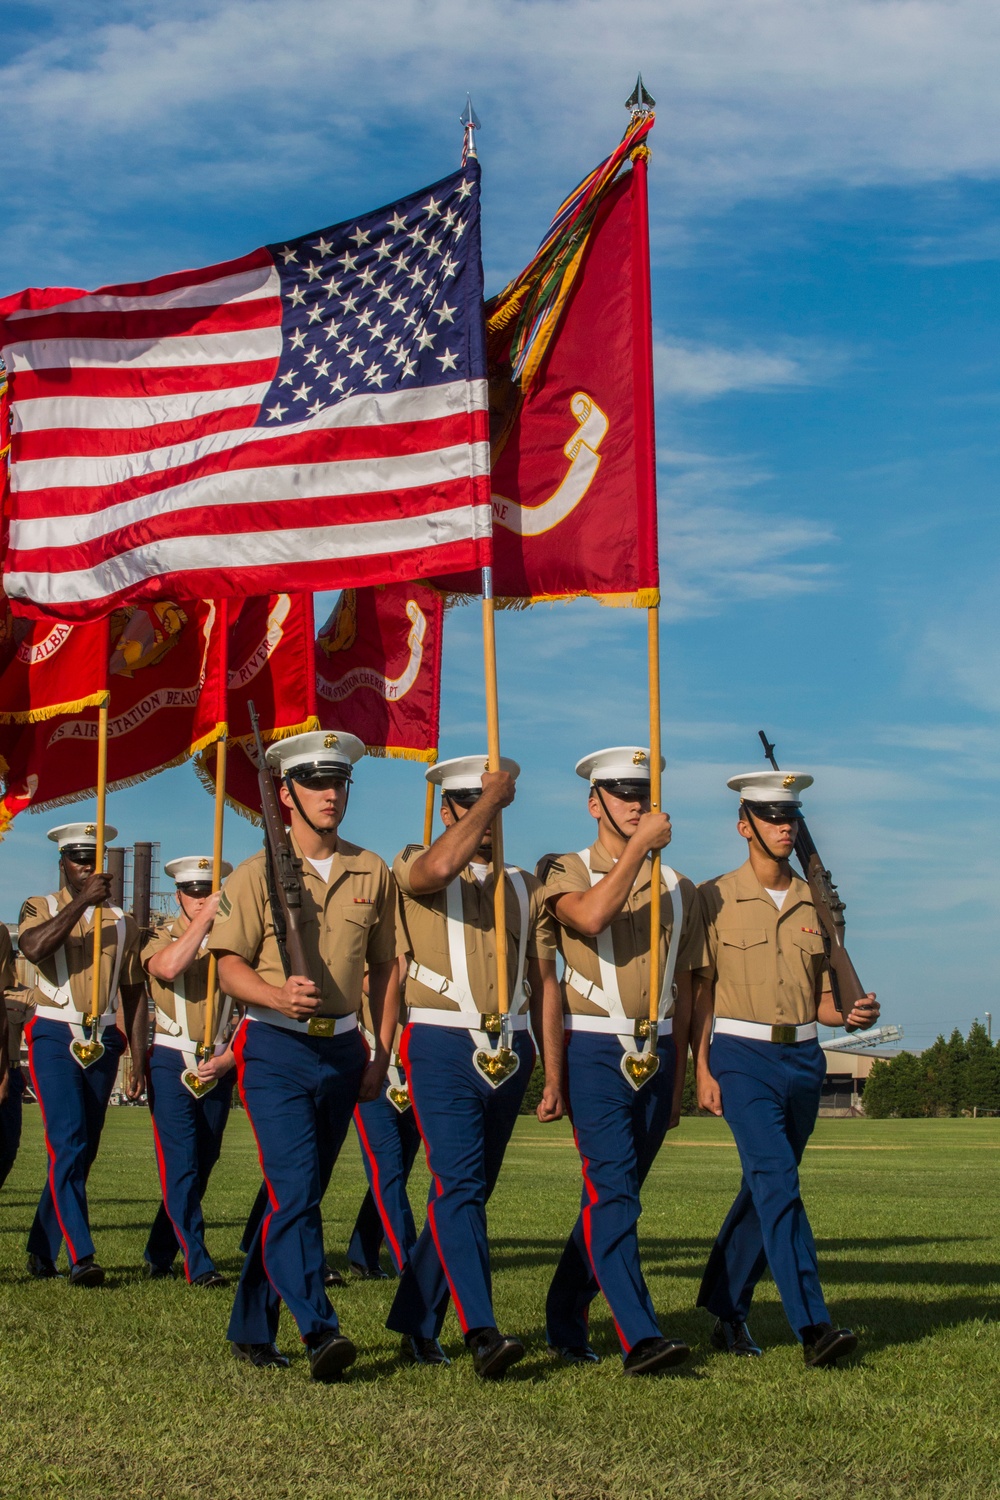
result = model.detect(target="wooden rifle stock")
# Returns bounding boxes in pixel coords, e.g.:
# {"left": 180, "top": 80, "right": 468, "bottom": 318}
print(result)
{"left": 758, "top": 730, "right": 866, "bottom": 1026}
{"left": 249, "top": 702, "right": 311, "bottom": 981}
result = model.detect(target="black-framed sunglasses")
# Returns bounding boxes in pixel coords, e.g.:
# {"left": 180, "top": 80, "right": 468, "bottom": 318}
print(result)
{"left": 743, "top": 801, "right": 803, "bottom": 824}
{"left": 286, "top": 768, "right": 351, "bottom": 791}
{"left": 445, "top": 789, "right": 483, "bottom": 809}
{"left": 177, "top": 882, "right": 214, "bottom": 897}
{"left": 594, "top": 780, "right": 652, "bottom": 803}
{"left": 61, "top": 847, "right": 97, "bottom": 867}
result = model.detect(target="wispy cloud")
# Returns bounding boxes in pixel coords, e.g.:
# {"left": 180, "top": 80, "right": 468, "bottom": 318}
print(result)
{"left": 653, "top": 337, "right": 839, "bottom": 400}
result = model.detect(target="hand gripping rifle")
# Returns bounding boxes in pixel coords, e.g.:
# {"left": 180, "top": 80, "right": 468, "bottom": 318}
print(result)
{"left": 249, "top": 701, "right": 311, "bottom": 981}
{"left": 758, "top": 730, "right": 866, "bottom": 1028}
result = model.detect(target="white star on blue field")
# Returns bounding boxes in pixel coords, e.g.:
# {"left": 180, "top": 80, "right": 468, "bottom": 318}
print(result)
{"left": 260, "top": 167, "right": 478, "bottom": 424}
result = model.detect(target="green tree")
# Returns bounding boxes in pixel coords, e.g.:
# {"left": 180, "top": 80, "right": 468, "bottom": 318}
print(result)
{"left": 961, "top": 1021, "right": 1000, "bottom": 1114}
{"left": 860, "top": 1057, "right": 894, "bottom": 1118}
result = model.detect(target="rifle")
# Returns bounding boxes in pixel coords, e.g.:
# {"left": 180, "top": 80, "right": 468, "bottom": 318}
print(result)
{"left": 757, "top": 730, "right": 866, "bottom": 1028}
{"left": 249, "top": 701, "right": 311, "bottom": 981}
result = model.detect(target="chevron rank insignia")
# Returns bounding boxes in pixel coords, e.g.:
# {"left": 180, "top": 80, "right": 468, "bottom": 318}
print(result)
{"left": 401, "top": 844, "right": 425, "bottom": 862}
{"left": 536, "top": 855, "right": 565, "bottom": 881}
{"left": 217, "top": 892, "right": 232, "bottom": 919}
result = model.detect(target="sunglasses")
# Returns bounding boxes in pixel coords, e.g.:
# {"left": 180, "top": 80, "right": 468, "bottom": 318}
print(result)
{"left": 62, "top": 848, "right": 97, "bottom": 866}
{"left": 593, "top": 781, "right": 651, "bottom": 802}
{"left": 286, "top": 769, "right": 351, "bottom": 790}
{"left": 445, "top": 789, "right": 483, "bottom": 809}
{"left": 743, "top": 802, "right": 803, "bottom": 824}
{"left": 178, "top": 883, "right": 214, "bottom": 897}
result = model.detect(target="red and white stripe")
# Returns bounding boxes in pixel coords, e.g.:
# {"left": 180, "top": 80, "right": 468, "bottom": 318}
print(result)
{"left": 1, "top": 251, "right": 491, "bottom": 620}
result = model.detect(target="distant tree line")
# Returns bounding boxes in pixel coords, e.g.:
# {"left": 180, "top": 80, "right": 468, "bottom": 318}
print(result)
{"left": 863, "top": 1022, "right": 1000, "bottom": 1118}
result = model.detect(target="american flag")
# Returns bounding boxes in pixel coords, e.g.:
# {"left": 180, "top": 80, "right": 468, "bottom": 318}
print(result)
{"left": 0, "top": 164, "right": 491, "bottom": 621}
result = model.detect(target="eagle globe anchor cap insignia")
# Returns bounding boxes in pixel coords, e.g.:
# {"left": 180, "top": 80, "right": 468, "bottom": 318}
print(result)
{"left": 726, "top": 770, "right": 814, "bottom": 805}
{"left": 266, "top": 730, "right": 365, "bottom": 777}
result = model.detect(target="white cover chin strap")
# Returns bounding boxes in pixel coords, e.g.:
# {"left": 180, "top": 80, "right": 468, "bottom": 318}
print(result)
{"left": 39, "top": 894, "right": 126, "bottom": 1049}
{"left": 573, "top": 849, "right": 683, "bottom": 1055}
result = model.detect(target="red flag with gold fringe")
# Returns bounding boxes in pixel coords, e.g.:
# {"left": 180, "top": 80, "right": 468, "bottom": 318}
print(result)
{"left": 0, "top": 599, "right": 226, "bottom": 833}
{"left": 315, "top": 583, "right": 443, "bottom": 762}
{"left": 440, "top": 114, "right": 658, "bottom": 607}
{"left": 196, "top": 592, "right": 317, "bottom": 823}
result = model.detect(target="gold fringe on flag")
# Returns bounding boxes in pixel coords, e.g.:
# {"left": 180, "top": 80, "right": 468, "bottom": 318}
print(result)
{"left": 0, "top": 690, "right": 110, "bottom": 725}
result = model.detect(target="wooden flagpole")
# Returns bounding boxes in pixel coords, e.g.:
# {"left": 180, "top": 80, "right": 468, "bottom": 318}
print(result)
{"left": 423, "top": 780, "right": 436, "bottom": 846}
{"left": 482, "top": 570, "right": 510, "bottom": 1020}
{"left": 199, "top": 730, "right": 227, "bottom": 1063}
{"left": 85, "top": 695, "right": 110, "bottom": 1043}
{"left": 626, "top": 81, "right": 662, "bottom": 1038}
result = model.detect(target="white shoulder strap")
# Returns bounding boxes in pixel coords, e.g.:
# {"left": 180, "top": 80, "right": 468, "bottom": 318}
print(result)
{"left": 444, "top": 875, "right": 476, "bottom": 1009}
{"left": 505, "top": 867, "right": 531, "bottom": 1015}
{"left": 577, "top": 849, "right": 684, "bottom": 1021}
{"left": 42, "top": 895, "right": 126, "bottom": 1014}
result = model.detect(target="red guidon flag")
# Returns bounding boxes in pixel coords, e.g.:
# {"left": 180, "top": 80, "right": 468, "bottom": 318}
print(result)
{"left": 0, "top": 588, "right": 108, "bottom": 723}
{"left": 0, "top": 599, "right": 225, "bottom": 828}
{"left": 315, "top": 583, "right": 443, "bottom": 761}
{"left": 440, "top": 114, "right": 658, "bottom": 606}
{"left": 0, "top": 164, "right": 490, "bottom": 621}
{"left": 197, "top": 592, "right": 318, "bottom": 823}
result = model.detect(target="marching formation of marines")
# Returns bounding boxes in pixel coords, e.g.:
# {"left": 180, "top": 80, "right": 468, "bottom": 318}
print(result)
{"left": 0, "top": 731, "right": 880, "bottom": 1379}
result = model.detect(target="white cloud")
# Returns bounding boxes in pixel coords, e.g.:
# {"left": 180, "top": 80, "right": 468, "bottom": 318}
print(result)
{"left": 654, "top": 338, "right": 815, "bottom": 400}
{"left": 4, "top": 0, "right": 1000, "bottom": 280}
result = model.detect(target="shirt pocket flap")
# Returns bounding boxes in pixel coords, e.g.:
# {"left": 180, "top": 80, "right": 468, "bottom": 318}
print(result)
{"left": 792, "top": 928, "right": 826, "bottom": 955}
{"left": 340, "top": 903, "right": 377, "bottom": 928}
{"left": 720, "top": 929, "right": 768, "bottom": 951}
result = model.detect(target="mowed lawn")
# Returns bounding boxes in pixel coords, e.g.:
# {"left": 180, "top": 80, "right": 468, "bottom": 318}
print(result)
{"left": 0, "top": 1110, "right": 998, "bottom": 1500}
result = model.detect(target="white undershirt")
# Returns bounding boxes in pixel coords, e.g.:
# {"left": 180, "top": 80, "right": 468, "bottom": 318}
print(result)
{"left": 469, "top": 862, "right": 490, "bottom": 884}
{"left": 765, "top": 887, "right": 789, "bottom": 910}
{"left": 306, "top": 855, "right": 335, "bottom": 883}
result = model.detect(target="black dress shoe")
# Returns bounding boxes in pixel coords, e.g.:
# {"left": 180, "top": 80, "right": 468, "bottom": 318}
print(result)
{"left": 191, "top": 1269, "right": 227, "bottom": 1288}
{"left": 323, "top": 1263, "right": 345, "bottom": 1288}
{"left": 465, "top": 1327, "right": 525, "bottom": 1380}
{"left": 710, "top": 1318, "right": 762, "bottom": 1357}
{"left": 547, "top": 1343, "right": 601, "bottom": 1365}
{"left": 308, "top": 1332, "right": 357, "bottom": 1382}
{"left": 803, "top": 1323, "right": 858, "bottom": 1368}
{"left": 231, "top": 1341, "right": 290, "bottom": 1370}
{"left": 144, "top": 1261, "right": 176, "bottom": 1281}
{"left": 400, "top": 1335, "right": 451, "bottom": 1366}
{"left": 349, "top": 1261, "right": 390, "bottom": 1281}
{"left": 69, "top": 1256, "right": 105, "bottom": 1288}
{"left": 27, "top": 1254, "right": 62, "bottom": 1280}
{"left": 623, "top": 1335, "right": 690, "bottom": 1375}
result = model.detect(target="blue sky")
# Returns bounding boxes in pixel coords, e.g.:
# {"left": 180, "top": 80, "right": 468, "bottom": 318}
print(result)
{"left": 2, "top": 0, "right": 999, "bottom": 1049}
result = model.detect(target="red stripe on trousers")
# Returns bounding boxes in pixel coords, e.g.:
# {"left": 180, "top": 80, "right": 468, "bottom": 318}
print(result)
{"left": 25, "top": 1016, "right": 81, "bottom": 1266}
{"left": 574, "top": 1125, "right": 630, "bottom": 1353}
{"left": 399, "top": 1023, "right": 471, "bottom": 1333}
{"left": 233, "top": 1022, "right": 282, "bottom": 1306}
{"left": 148, "top": 1065, "right": 194, "bottom": 1281}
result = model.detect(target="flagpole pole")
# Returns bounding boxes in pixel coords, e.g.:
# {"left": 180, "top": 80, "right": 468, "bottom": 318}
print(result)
{"left": 626, "top": 81, "right": 662, "bottom": 1039}
{"left": 200, "top": 729, "right": 227, "bottom": 1064}
{"left": 423, "top": 780, "right": 436, "bottom": 846}
{"left": 481, "top": 567, "right": 510, "bottom": 1022}
{"left": 86, "top": 694, "right": 110, "bottom": 1038}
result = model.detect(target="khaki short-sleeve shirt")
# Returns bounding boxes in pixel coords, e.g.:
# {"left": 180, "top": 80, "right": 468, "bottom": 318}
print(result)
{"left": 18, "top": 892, "right": 144, "bottom": 1017}
{"left": 393, "top": 844, "right": 557, "bottom": 1015}
{"left": 143, "top": 916, "right": 223, "bottom": 1040}
{"left": 207, "top": 838, "right": 396, "bottom": 1018}
{"left": 539, "top": 841, "right": 706, "bottom": 1021}
{"left": 697, "top": 861, "right": 831, "bottom": 1026}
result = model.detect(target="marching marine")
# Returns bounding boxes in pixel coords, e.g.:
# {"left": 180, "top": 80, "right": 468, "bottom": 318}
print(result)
{"left": 18, "top": 822, "right": 148, "bottom": 1284}
{"left": 142, "top": 854, "right": 236, "bottom": 1287}
{"left": 691, "top": 770, "right": 878, "bottom": 1365}
{"left": 539, "top": 747, "right": 704, "bottom": 1373}
{"left": 209, "top": 731, "right": 399, "bottom": 1380}
{"left": 385, "top": 756, "right": 562, "bottom": 1377}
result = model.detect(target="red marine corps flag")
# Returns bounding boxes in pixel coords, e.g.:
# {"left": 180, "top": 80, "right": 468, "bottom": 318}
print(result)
{"left": 0, "top": 599, "right": 226, "bottom": 833}
{"left": 315, "top": 583, "right": 443, "bottom": 762}
{"left": 440, "top": 108, "right": 658, "bottom": 607}
{"left": 197, "top": 593, "right": 318, "bottom": 823}
{"left": 0, "top": 163, "right": 491, "bottom": 621}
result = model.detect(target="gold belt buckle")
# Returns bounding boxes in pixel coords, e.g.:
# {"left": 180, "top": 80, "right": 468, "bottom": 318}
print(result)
{"left": 634, "top": 1017, "right": 651, "bottom": 1040}
{"left": 770, "top": 1024, "right": 797, "bottom": 1045}
{"left": 307, "top": 1017, "right": 337, "bottom": 1038}
{"left": 481, "top": 1013, "right": 503, "bottom": 1036}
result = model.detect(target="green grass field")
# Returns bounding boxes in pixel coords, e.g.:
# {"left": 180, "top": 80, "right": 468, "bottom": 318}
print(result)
{"left": 0, "top": 1110, "right": 998, "bottom": 1500}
